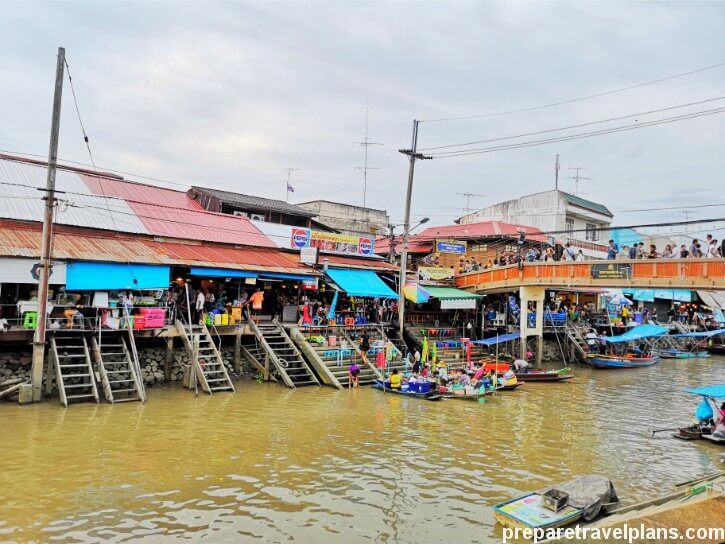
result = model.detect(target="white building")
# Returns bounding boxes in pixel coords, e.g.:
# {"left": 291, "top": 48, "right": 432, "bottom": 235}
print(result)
{"left": 295, "top": 200, "right": 390, "bottom": 236}
{"left": 458, "top": 190, "right": 613, "bottom": 258}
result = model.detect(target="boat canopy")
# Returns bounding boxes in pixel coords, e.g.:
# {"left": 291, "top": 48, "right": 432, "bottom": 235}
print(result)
{"left": 671, "top": 328, "right": 725, "bottom": 338}
{"left": 602, "top": 324, "right": 668, "bottom": 343}
{"left": 684, "top": 385, "right": 725, "bottom": 399}
{"left": 472, "top": 332, "right": 520, "bottom": 345}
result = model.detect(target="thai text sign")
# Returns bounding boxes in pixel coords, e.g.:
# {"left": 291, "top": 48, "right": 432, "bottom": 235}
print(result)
{"left": 291, "top": 228, "right": 375, "bottom": 256}
{"left": 418, "top": 266, "right": 454, "bottom": 281}
{"left": 591, "top": 263, "right": 632, "bottom": 280}
{"left": 436, "top": 240, "right": 467, "bottom": 254}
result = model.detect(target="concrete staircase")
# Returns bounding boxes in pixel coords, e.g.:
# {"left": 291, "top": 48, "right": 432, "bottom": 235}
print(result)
{"left": 404, "top": 324, "right": 466, "bottom": 370}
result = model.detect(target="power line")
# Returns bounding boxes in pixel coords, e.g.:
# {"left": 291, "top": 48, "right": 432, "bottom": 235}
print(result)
{"left": 420, "top": 61, "right": 725, "bottom": 123}
{"left": 64, "top": 58, "right": 96, "bottom": 168}
{"left": 417, "top": 96, "right": 725, "bottom": 152}
{"left": 427, "top": 106, "right": 725, "bottom": 158}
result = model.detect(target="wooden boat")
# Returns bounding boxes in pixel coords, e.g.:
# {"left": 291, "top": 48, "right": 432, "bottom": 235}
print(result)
{"left": 672, "top": 425, "right": 711, "bottom": 441}
{"left": 701, "top": 434, "right": 725, "bottom": 446}
{"left": 515, "top": 369, "right": 574, "bottom": 382}
{"left": 498, "top": 381, "right": 524, "bottom": 391}
{"left": 706, "top": 344, "right": 725, "bottom": 355}
{"left": 653, "top": 348, "right": 709, "bottom": 359}
{"left": 372, "top": 380, "right": 442, "bottom": 400}
{"left": 440, "top": 387, "right": 498, "bottom": 401}
{"left": 588, "top": 354, "right": 658, "bottom": 368}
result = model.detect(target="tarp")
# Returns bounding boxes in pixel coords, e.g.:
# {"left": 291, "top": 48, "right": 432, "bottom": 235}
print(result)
{"left": 540, "top": 475, "right": 619, "bottom": 522}
{"left": 66, "top": 261, "right": 170, "bottom": 291}
{"left": 259, "top": 272, "right": 315, "bottom": 281}
{"left": 421, "top": 286, "right": 481, "bottom": 300}
{"left": 190, "top": 266, "right": 257, "bottom": 278}
{"left": 684, "top": 385, "right": 725, "bottom": 398}
{"left": 602, "top": 324, "right": 668, "bottom": 343}
{"left": 472, "top": 332, "right": 521, "bottom": 345}
{"left": 698, "top": 290, "right": 725, "bottom": 309}
{"left": 672, "top": 328, "right": 725, "bottom": 338}
{"left": 325, "top": 268, "right": 398, "bottom": 298}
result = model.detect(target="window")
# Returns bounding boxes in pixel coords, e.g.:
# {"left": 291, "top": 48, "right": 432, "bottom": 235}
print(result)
{"left": 585, "top": 223, "right": 599, "bottom": 241}
{"left": 565, "top": 218, "right": 574, "bottom": 235}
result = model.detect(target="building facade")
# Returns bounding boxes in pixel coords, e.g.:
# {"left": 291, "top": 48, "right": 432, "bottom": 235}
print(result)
{"left": 457, "top": 190, "right": 613, "bottom": 258}
{"left": 295, "top": 200, "right": 390, "bottom": 236}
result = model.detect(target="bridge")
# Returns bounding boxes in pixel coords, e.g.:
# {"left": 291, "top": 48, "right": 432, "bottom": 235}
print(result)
{"left": 455, "top": 258, "right": 725, "bottom": 293}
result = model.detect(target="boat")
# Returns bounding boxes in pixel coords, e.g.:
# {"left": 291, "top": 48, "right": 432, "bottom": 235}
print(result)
{"left": 440, "top": 387, "right": 496, "bottom": 401}
{"left": 493, "top": 475, "right": 618, "bottom": 531}
{"left": 662, "top": 328, "right": 725, "bottom": 359}
{"left": 589, "top": 355, "right": 658, "bottom": 368}
{"left": 652, "top": 348, "right": 709, "bottom": 359}
{"left": 672, "top": 425, "right": 712, "bottom": 441}
{"left": 371, "top": 380, "right": 442, "bottom": 400}
{"left": 673, "top": 385, "right": 725, "bottom": 446}
{"left": 498, "top": 381, "right": 524, "bottom": 390}
{"left": 515, "top": 368, "right": 574, "bottom": 382}
{"left": 707, "top": 343, "right": 725, "bottom": 355}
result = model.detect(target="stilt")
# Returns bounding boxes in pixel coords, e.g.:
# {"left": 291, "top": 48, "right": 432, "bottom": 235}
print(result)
{"left": 164, "top": 337, "right": 173, "bottom": 382}
{"left": 233, "top": 329, "right": 242, "bottom": 375}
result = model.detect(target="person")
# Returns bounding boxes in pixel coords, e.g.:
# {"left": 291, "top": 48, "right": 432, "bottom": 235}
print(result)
{"left": 563, "top": 242, "right": 575, "bottom": 261}
{"left": 512, "top": 359, "right": 529, "bottom": 373}
{"left": 359, "top": 332, "right": 370, "bottom": 365}
{"left": 436, "top": 360, "right": 448, "bottom": 381}
{"left": 707, "top": 238, "right": 719, "bottom": 258}
{"left": 195, "top": 288, "right": 205, "bottom": 324}
{"left": 636, "top": 242, "right": 645, "bottom": 259}
{"left": 412, "top": 348, "right": 421, "bottom": 374}
{"left": 606, "top": 240, "right": 618, "bottom": 260}
{"left": 679, "top": 244, "right": 689, "bottom": 258}
{"left": 247, "top": 288, "right": 264, "bottom": 322}
{"left": 575, "top": 250, "right": 585, "bottom": 261}
{"left": 389, "top": 368, "right": 402, "bottom": 390}
{"left": 585, "top": 328, "right": 599, "bottom": 352}
{"left": 348, "top": 362, "right": 360, "bottom": 388}
{"left": 628, "top": 244, "right": 637, "bottom": 259}
{"left": 690, "top": 239, "right": 699, "bottom": 258}
{"left": 662, "top": 244, "right": 674, "bottom": 258}
{"left": 63, "top": 299, "right": 83, "bottom": 329}
{"left": 647, "top": 244, "right": 657, "bottom": 259}
{"left": 620, "top": 305, "right": 630, "bottom": 326}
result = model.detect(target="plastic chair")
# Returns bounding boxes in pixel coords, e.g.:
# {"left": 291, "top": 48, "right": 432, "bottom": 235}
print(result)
{"left": 23, "top": 311, "right": 38, "bottom": 329}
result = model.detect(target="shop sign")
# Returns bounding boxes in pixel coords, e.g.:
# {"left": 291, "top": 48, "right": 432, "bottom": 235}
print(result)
{"left": 300, "top": 247, "right": 319, "bottom": 265}
{"left": 418, "top": 266, "right": 454, "bottom": 281}
{"left": 289, "top": 229, "right": 375, "bottom": 256}
{"left": 440, "top": 298, "right": 477, "bottom": 310}
{"left": 436, "top": 240, "right": 467, "bottom": 254}
{"left": 591, "top": 263, "right": 632, "bottom": 280}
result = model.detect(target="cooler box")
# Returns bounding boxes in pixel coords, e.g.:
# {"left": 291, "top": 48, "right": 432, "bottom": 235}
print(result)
{"left": 140, "top": 308, "right": 165, "bottom": 328}
{"left": 376, "top": 351, "right": 386, "bottom": 368}
{"left": 410, "top": 381, "right": 432, "bottom": 394}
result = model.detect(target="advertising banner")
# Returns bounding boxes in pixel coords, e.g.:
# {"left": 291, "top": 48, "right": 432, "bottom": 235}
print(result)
{"left": 290, "top": 229, "right": 375, "bottom": 256}
{"left": 418, "top": 266, "right": 455, "bottom": 281}
{"left": 590, "top": 263, "right": 632, "bottom": 280}
{"left": 436, "top": 240, "right": 467, "bottom": 254}
{"left": 440, "top": 298, "right": 477, "bottom": 310}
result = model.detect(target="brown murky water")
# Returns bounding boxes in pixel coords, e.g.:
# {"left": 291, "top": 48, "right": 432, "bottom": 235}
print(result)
{"left": 1, "top": 358, "right": 723, "bottom": 543}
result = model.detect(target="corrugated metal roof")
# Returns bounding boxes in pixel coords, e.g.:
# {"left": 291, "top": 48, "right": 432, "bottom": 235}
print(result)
{"left": 191, "top": 186, "right": 315, "bottom": 218}
{"left": 561, "top": 191, "right": 613, "bottom": 217}
{"left": 416, "top": 221, "right": 546, "bottom": 241}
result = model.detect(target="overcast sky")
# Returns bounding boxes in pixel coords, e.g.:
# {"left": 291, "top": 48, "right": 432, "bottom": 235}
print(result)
{"left": 1, "top": 2, "right": 723, "bottom": 234}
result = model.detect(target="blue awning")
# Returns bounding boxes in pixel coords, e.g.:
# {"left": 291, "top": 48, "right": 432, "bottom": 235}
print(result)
{"left": 66, "top": 262, "right": 170, "bottom": 291}
{"left": 190, "top": 266, "right": 258, "bottom": 279}
{"left": 325, "top": 268, "right": 398, "bottom": 298}
{"left": 602, "top": 324, "right": 668, "bottom": 343}
{"left": 259, "top": 272, "right": 315, "bottom": 281}
{"left": 672, "top": 328, "right": 725, "bottom": 338}
{"left": 684, "top": 385, "right": 725, "bottom": 399}
{"left": 472, "top": 332, "right": 520, "bottom": 346}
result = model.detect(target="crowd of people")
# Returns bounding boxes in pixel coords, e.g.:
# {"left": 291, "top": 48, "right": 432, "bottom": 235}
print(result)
{"left": 606, "top": 234, "right": 723, "bottom": 260}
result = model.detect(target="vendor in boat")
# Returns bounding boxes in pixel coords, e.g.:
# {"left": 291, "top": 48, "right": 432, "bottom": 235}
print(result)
{"left": 513, "top": 359, "right": 530, "bottom": 373}
{"left": 389, "top": 368, "right": 402, "bottom": 390}
{"left": 435, "top": 360, "right": 448, "bottom": 381}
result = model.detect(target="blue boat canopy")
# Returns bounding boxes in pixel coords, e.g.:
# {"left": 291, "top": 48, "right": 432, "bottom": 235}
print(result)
{"left": 684, "top": 385, "right": 725, "bottom": 399}
{"left": 472, "top": 332, "right": 521, "bottom": 345}
{"left": 66, "top": 262, "right": 170, "bottom": 291}
{"left": 325, "top": 268, "right": 398, "bottom": 298}
{"left": 602, "top": 324, "right": 668, "bottom": 343}
{"left": 672, "top": 328, "right": 725, "bottom": 338}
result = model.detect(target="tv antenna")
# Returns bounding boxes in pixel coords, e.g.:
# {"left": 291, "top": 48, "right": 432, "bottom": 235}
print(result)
{"left": 457, "top": 192, "right": 486, "bottom": 215}
{"left": 354, "top": 106, "right": 383, "bottom": 208}
{"left": 567, "top": 167, "right": 592, "bottom": 196}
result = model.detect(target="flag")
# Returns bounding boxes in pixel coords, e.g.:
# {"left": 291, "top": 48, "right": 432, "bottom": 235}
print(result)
{"left": 287, "top": 183, "right": 295, "bottom": 193}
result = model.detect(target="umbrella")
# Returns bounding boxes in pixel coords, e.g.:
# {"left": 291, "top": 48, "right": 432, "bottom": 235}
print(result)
{"left": 403, "top": 282, "right": 430, "bottom": 304}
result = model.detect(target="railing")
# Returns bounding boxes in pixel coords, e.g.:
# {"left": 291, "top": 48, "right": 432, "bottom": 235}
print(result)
{"left": 456, "top": 258, "right": 725, "bottom": 291}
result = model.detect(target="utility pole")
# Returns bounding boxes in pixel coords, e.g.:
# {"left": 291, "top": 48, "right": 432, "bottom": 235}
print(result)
{"left": 567, "top": 167, "right": 592, "bottom": 196}
{"left": 456, "top": 192, "right": 486, "bottom": 215}
{"left": 554, "top": 154, "right": 560, "bottom": 190}
{"left": 397, "top": 120, "right": 432, "bottom": 338}
{"left": 387, "top": 224, "right": 396, "bottom": 264}
{"left": 31, "top": 47, "right": 65, "bottom": 402}
{"left": 354, "top": 107, "right": 383, "bottom": 208}
{"left": 283, "top": 168, "right": 300, "bottom": 202}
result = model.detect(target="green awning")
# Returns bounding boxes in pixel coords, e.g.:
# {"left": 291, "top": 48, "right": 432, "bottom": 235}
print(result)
{"left": 421, "top": 286, "right": 481, "bottom": 300}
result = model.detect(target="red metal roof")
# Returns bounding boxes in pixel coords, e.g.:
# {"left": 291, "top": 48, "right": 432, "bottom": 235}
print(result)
{"left": 374, "top": 237, "right": 433, "bottom": 256}
{"left": 416, "top": 221, "right": 546, "bottom": 241}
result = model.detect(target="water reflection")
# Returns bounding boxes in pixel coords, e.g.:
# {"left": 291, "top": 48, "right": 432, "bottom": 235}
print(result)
{"left": 1, "top": 358, "right": 723, "bottom": 543}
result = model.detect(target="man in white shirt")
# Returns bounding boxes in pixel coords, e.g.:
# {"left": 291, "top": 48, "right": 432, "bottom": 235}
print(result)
{"left": 195, "top": 290, "right": 205, "bottom": 324}
{"left": 585, "top": 329, "right": 599, "bottom": 353}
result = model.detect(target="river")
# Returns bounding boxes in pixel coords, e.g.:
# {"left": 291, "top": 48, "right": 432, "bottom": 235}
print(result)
{"left": 1, "top": 358, "right": 723, "bottom": 543}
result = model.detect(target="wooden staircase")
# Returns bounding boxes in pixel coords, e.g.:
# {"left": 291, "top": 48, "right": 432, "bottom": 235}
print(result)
{"left": 175, "top": 320, "right": 235, "bottom": 394}
{"left": 250, "top": 320, "right": 319, "bottom": 388}
{"left": 564, "top": 321, "right": 589, "bottom": 361}
{"left": 49, "top": 331, "right": 99, "bottom": 407}
{"left": 90, "top": 330, "right": 145, "bottom": 404}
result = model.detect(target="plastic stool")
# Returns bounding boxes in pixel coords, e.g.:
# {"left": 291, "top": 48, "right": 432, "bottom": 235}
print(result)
{"left": 23, "top": 311, "right": 38, "bottom": 329}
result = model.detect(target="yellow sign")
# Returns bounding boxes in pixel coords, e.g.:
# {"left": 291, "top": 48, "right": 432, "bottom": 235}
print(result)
{"left": 418, "top": 266, "right": 455, "bottom": 281}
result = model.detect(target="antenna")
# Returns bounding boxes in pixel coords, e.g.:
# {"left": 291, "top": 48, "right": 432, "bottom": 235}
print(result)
{"left": 567, "top": 167, "right": 592, "bottom": 196}
{"left": 456, "top": 192, "right": 486, "bottom": 215}
{"left": 353, "top": 106, "right": 383, "bottom": 208}
{"left": 283, "top": 168, "right": 301, "bottom": 202}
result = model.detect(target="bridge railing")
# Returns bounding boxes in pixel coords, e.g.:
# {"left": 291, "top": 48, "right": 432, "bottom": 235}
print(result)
{"left": 455, "top": 258, "right": 725, "bottom": 290}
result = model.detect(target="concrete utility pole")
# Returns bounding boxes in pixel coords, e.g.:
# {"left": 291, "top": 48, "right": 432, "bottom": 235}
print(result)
{"left": 397, "top": 120, "right": 432, "bottom": 338}
{"left": 354, "top": 107, "right": 383, "bottom": 208}
{"left": 31, "top": 47, "right": 65, "bottom": 402}
{"left": 567, "top": 167, "right": 592, "bottom": 196}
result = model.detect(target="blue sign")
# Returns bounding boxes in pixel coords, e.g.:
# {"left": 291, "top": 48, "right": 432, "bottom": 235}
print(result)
{"left": 436, "top": 241, "right": 466, "bottom": 254}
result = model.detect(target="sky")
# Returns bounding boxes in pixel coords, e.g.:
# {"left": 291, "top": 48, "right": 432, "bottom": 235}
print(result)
{"left": 0, "top": 1, "right": 723, "bottom": 236}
